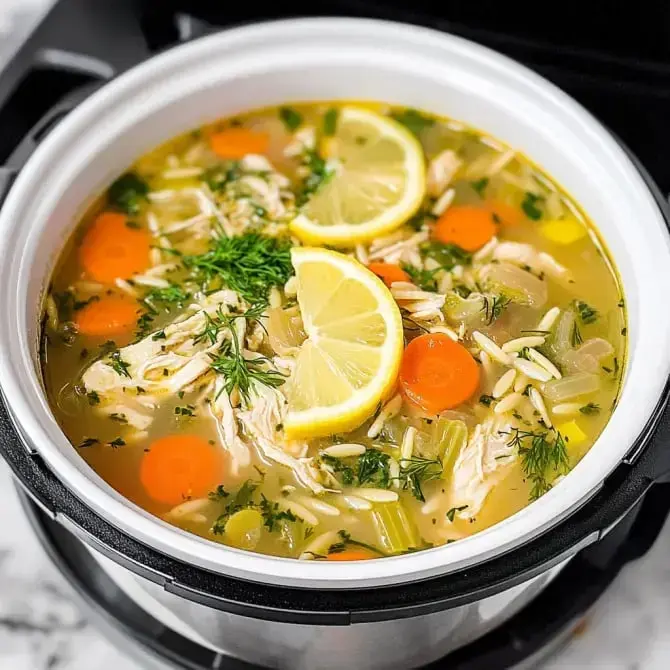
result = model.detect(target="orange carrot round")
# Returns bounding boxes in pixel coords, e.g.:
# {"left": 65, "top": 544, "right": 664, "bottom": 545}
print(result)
{"left": 78, "top": 211, "right": 151, "bottom": 284}
{"left": 74, "top": 296, "right": 139, "bottom": 337}
{"left": 399, "top": 333, "right": 480, "bottom": 414}
{"left": 209, "top": 128, "right": 270, "bottom": 159}
{"left": 327, "top": 548, "right": 378, "bottom": 561}
{"left": 433, "top": 205, "right": 497, "bottom": 251}
{"left": 367, "top": 262, "right": 410, "bottom": 287}
{"left": 140, "top": 435, "right": 224, "bottom": 506}
{"left": 487, "top": 200, "right": 522, "bottom": 227}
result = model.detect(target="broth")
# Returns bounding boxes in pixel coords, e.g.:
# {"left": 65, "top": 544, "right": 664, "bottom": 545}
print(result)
{"left": 42, "top": 103, "right": 625, "bottom": 560}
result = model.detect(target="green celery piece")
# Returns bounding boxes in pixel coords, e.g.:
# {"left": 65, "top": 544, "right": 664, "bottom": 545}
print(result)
{"left": 433, "top": 418, "right": 468, "bottom": 481}
{"left": 371, "top": 501, "right": 419, "bottom": 554}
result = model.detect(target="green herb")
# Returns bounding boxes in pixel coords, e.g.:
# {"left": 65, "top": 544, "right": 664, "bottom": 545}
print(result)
{"left": 279, "top": 106, "right": 303, "bottom": 131}
{"left": 86, "top": 391, "right": 100, "bottom": 406}
{"left": 521, "top": 191, "right": 543, "bottom": 221}
{"left": 183, "top": 232, "right": 294, "bottom": 302}
{"left": 108, "top": 413, "right": 128, "bottom": 424}
{"left": 621, "top": 327, "right": 627, "bottom": 336}
{"left": 470, "top": 177, "right": 489, "bottom": 198}
{"left": 617, "top": 299, "right": 625, "bottom": 308}
{"left": 135, "top": 312, "right": 155, "bottom": 338}
{"left": 446, "top": 505, "right": 468, "bottom": 522}
{"left": 211, "top": 479, "right": 259, "bottom": 534}
{"left": 320, "top": 454, "right": 356, "bottom": 486}
{"left": 73, "top": 295, "right": 100, "bottom": 312}
{"left": 125, "top": 220, "right": 141, "bottom": 230}
{"left": 391, "top": 109, "right": 434, "bottom": 137}
{"left": 108, "top": 437, "right": 126, "bottom": 448}
{"left": 517, "top": 347, "right": 531, "bottom": 361}
{"left": 297, "top": 149, "right": 333, "bottom": 205}
{"left": 207, "top": 304, "right": 286, "bottom": 404}
{"left": 323, "top": 108, "right": 338, "bottom": 136}
{"left": 574, "top": 300, "right": 598, "bottom": 325}
{"left": 144, "top": 284, "right": 190, "bottom": 310}
{"left": 152, "top": 330, "right": 166, "bottom": 341}
{"left": 203, "top": 160, "right": 242, "bottom": 192}
{"left": 402, "top": 264, "right": 440, "bottom": 292}
{"left": 399, "top": 456, "right": 443, "bottom": 502}
{"left": 481, "top": 295, "right": 510, "bottom": 325}
{"left": 421, "top": 241, "right": 472, "bottom": 270}
{"left": 405, "top": 211, "right": 437, "bottom": 232}
{"left": 77, "top": 437, "right": 99, "bottom": 449}
{"left": 107, "top": 350, "right": 131, "bottom": 378}
{"left": 357, "top": 448, "right": 391, "bottom": 487}
{"left": 259, "top": 495, "right": 297, "bottom": 532}
{"left": 506, "top": 428, "right": 569, "bottom": 500}
{"left": 479, "top": 394, "right": 494, "bottom": 407}
{"left": 570, "top": 321, "right": 583, "bottom": 347}
{"left": 174, "top": 406, "right": 195, "bottom": 417}
{"left": 108, "top": 172, "right": 149, "bottom": 215}
{"left": 579, "top": 403, "right": 600, "bottom": 415}
{"left": 208, "top": 485, "right": 229, "bottom": 502}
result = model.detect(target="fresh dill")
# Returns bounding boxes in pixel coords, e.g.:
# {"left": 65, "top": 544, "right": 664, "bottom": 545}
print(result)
{"left": 108, "top": 413, "right": 128, "bottom": 423}
{"left": 174, "top": 405, "right": 196, "bottom": 417}
{"left": 108, "top": 437, "right": 126, "bottom": 448}
{"left": 470, "top": 177, "right": 489, "bottom": 198}
{"left": 107, "top": 350, "right": 131, "bottom": 378}
{"left": 183, "top": 232, "right": 294, "bottom": 302}
{"left": 206, "top": 304, "right": 286, "bottom": 404}
{"left": 279, "top": 106, "right": 303, "bottom": 131}
{"left": 402, "top": 264, "right": 440, "bottom": 292}
{"left": 86, "top": 390, "right": 100, "bottom": 406}
{"left": 143, "top": 284, "right": 190, "bottom": 311}
{"left": 481, "top": 294, "right": 510, "bottom": 325}
{"left": 399, "top": 456, "right": 443, "bottom": 502}
{"left": 320, "top": 454, "right": 356, "bottom": 486}
{"left": 296, "top": 148, "right": 333, "bottom": 206}
{"left": 570, "top": 321, "right": 583, "bottom": 347}
{"left": 521, "top": 191, "right": 543, "bottom": 220}
{"left": 108, "top": 172, "right": 149, "bottom": 215}
{"left": 259, "top": 495, "right": 297, "bottom": 532}
{"left": 574, "top": 300, "right": 598, "bottom": 325}
{"left": 505, "top": 428, "right": 569, "bottom": 501}
{"left": 77, "top": 437, "right": 99, "bottom": 449}
{"left": 446, "top": 505, "right": 469, "bottom": 522}
{"left": 208, "top": 484, "right": 230, "bottom": 502}
{"left": 203, "top": 160, "right": 242, "bottom": 192}
{"left": 579, "top": 402, "right": 601, "bottom": 415}
{"left": 211, "top": 479, "right": 259, "bottom": 534}
{"left": 356, "top": 449, "right": 392, "bottom": 488}
{"left": 420, "top": 241, "right": 472, "bottom": 271}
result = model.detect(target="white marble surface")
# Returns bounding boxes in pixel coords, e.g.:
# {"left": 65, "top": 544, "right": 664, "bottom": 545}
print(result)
{"left": 1, "top": 2, "right": 670, "bottom": 669}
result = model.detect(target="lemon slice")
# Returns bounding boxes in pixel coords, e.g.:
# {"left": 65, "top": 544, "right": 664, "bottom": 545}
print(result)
{"left": 289, "top": 107, "right": 425, "bottom": 247}
{"left": 284, "top": 247, "right": 404, "bottom": 439}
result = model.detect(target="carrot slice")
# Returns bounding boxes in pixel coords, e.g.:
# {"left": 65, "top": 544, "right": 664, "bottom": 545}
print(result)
{"left": 327, "top": 549, "right": 378, "bottom": 561}
{"left": 399, "top": 333, "right": 480, "bottom": 414}
{"left": 433, "top": 205, "right": 497, "bottom": 251}
{"left": 78, "top": 211, "right": 151, "bottom": 284}
{"left": 140, "top": 435, "right": 225, "bottom": 506}
{"left": 487, "top": 200, "right": 522, "bottom": 227}
{"left": 74, "top": 296, "right": 139, "bottom": 337}
{"left": 367, "top": 262, "right": 410, "bottom": 287}
{"left": 209, "top": 128, "right": 270, "bottom": 159}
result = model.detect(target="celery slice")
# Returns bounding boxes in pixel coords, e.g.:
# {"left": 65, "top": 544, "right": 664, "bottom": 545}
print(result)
{"left": 433, "top": 418, "right": 468, "bottom": 481}
{"left": 371, "top": 501, "right": 419, "bottom": 554}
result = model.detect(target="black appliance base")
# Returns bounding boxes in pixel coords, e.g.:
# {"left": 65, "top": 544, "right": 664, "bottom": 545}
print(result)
{"left": 18, "top": 482, "right": 670, "bottom": 670}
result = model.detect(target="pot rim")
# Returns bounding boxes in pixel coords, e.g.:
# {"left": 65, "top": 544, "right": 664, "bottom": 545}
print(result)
{"left": 1, "top": 17, "right": 670, "bottom": 588}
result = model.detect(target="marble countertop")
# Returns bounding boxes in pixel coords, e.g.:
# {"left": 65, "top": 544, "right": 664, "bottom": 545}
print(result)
{"left": 1, "top": 2, "right": 670, "bottom": 669}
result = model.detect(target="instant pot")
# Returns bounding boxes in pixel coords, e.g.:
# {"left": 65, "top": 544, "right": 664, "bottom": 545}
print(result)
{"left": 2, "top": 2, "right": 670, "bottom": 668}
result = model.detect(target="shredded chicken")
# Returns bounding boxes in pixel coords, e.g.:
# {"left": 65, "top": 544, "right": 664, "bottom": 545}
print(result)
{"left": 210, "top": 377, "right": 251, "bottom": 477}
{"left": 447, "top": 417, "right": 516, "bottom": 519}
{"left": 426, "top": 149, "right": 462, "bottom": 198}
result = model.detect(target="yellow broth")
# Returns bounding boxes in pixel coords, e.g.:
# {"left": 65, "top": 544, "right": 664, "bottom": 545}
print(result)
{"left": 41, "top": 103, "right": 625, "bottom": 559}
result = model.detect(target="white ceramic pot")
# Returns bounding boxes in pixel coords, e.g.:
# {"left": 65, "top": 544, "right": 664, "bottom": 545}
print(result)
{"left": 1, "top": 17, "right": 669, "bottom": 669}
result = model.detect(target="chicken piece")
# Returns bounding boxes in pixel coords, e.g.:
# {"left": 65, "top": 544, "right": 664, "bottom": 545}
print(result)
{"left": 210, "top": 377, "right": 251, "bottom": 477}
{"left": 447, "top": 417, "right": 516, "bottom": 520}
{"left": 237, "top": 383, "right": 325, "bottom": 494}
{"left": 426, "top": 150, "right": 463, "bottom": 198}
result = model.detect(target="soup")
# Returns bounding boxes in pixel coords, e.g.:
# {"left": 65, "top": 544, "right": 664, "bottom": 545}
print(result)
{"left": 41, "top": 103, "right": 625, "bottom": 560}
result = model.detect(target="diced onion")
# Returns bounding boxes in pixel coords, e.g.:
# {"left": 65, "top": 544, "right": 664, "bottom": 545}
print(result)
{"left": 541, "top": 373, "right": 600, "bottom": 403}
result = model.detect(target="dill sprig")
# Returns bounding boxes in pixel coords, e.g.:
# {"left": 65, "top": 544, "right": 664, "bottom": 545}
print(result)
{"left": 399, "top": 456, "right": 443, "bottom": 502}
{"left": 107, "top": 350, "right": 131, "bottom": 378}
{"left": 204, "top": 303, "right": 286, "bottom": 404}
{"left": 481, "top": 294, "right": 510, "bottom": 325}
{"left": 183, "top": 232, "right": 294, "bottom": 302}
{"left": 506, "top": 428, "right": 569, "bottom": 500}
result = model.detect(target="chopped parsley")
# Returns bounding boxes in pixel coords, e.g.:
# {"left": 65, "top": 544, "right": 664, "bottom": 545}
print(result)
{"left": 211, "top": 479, "right": 259, "bottom": 534}
{"left": 203, "top": 160, "right": 242, "bottom": 192}
{"left": 356, "top": 448, "right": 391, "bottom": 487}
{"left": 321, "top": 454, "right": 356, "bottom": 486}
{"left": 521, "top": 192, "right": 543, "bottom": 221}
{"left": 470, "top": 177, "right": 489, "bottom": 198}
{"left": 143, "top": 284, "right": 190, "bottom": 310}
{"left": 183, "top": 232, "right": 294, "bottom": 302}
{"left": 152, "top": 330, "right": 166, "bottom": 341}
{"left": 574, "top": 300, "right": 598, "bottom": 325}
{"left": 108, "top": 413, "right": 128, "bottom": 423}
{"left": 391, "top": 109, "right": 434, "bottom": 137}
{"left": 479, "top": 394, "right": 494, "bottom": 407}
{"left": 86, "top": 390, "right": 100, "bottom": 406}
{"left": 108, "top": 437, "right": 126, "bottom": 448}
{"left": 208, "top": 484, "right": 229, "bottom": 502}
{"left": 108, "top": 172, "right": 149, "bottom": 215}
{"left": 174, "top": 405, "right": 195, "bottom": 417}
{"left": 296, "top": 149, "right": 333, "bottom": 206}
{"left": 579, "top": 403, "right": 601, "bottom": 415}
{"left": 279, "top": 106, "right": 303, "bottom": 131}
{"left": 259, "top": 496, "right": 297, "bottom": 532}
{"left": 323, "top": 108, "right": 338, "bottom": 136}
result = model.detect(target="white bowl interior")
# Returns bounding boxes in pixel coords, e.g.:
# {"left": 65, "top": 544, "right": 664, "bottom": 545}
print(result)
{"left": 1, "top": 18, "right": 669, "bottom": 588}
